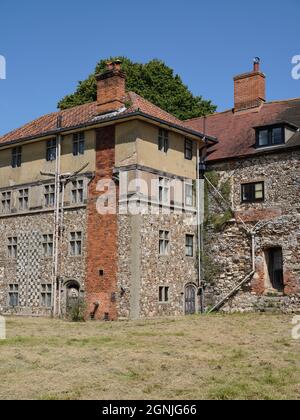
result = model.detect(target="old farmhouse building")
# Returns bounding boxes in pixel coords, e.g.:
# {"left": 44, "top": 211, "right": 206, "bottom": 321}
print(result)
{"left": 0, "top": 61, "right": 216, "bottom": 320}
{"left": 186, "top": 59, "right": 300, "bottom": 313}
{"left": 1, "top": 58, "right": 300, "bottom": 319}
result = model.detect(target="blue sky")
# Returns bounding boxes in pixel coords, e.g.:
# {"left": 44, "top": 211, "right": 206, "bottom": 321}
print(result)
{"left": 0, "top": 0, "right": 299, "bottom": 135}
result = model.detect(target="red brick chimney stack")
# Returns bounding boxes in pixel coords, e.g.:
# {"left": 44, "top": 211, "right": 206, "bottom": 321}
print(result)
{"left": 234, "top": 58, "right": 266, "bottom": 112}
{"left": 96, "top": 60, "right": 126, "bottom": 115}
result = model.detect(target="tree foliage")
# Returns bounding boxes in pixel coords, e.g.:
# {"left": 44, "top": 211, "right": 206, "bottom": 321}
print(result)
{"left": 58, "top": 57, "right": 216, "bottom": 120}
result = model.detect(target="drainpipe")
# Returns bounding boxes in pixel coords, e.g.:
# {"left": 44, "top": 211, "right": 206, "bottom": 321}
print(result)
{"left": 251, "top": 231, "right": 256, "bottom": 272}
{"left": 52, "top": 118, "right": 62, "bottom": 317}
{"left": 196, "top": 139, "right": 206, "bottom": 314}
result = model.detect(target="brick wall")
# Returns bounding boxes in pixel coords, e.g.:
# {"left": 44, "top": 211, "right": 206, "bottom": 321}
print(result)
{"left": 96, "top": 69, "right": 126, "bottom": 115}
{"left": 85, "top": 126, "right": 118, "bottom": 320}
{"left": 234, "top": 72, "right": 266, "bottom": 112}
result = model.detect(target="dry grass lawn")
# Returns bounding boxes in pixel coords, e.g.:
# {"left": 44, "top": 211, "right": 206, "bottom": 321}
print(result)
{"left": 0, "top": 314, "right": 300, "bottom": 400}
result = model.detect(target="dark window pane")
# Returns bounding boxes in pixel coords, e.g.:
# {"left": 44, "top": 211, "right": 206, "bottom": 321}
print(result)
{"left": 242, "top": 182, "right": 264, "bottom": 203}
{"left": 272, "top": 127, "right": 283, "bottom": 145}
{"left": 47, "top": 140, "right": 57, "bottom": 161}
{"left": 258, "top": 130, "right": 269, "bottom": 146}
{"left": 185, "top": 139, "right": 193, "bottom": 160}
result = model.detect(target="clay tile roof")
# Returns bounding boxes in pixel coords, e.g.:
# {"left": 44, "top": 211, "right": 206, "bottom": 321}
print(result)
{"left": 184, "top": 98, "right": 300, "bottom": 162}
{"left": 0, "top": 91, "right": 204, "bottom": 146}
{"left": 0, "top": 102, "right": 98, "bottom": 145}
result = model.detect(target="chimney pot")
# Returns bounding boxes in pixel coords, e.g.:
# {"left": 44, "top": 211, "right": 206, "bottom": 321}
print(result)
{"left": 253, "top": 57, "right": 260, "bottom": 72}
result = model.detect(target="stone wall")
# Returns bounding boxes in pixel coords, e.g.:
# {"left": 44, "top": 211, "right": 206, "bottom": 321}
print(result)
{"left": 0, "top": 208, "right": 87, "bottom": 316}
{"left": 205, "top": 150, "right": 300, "bottom": 313}
{"left": 117, "top": 210, "right": 199, "bottom": 319}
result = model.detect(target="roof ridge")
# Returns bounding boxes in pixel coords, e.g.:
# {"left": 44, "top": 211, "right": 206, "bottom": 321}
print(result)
{"left": 127, "top": 91, "right": 183, "bottom": 122}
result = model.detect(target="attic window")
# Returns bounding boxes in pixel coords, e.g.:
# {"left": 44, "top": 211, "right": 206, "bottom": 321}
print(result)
{"left": 256, "top": 125, "right": 285, "bottom": 148}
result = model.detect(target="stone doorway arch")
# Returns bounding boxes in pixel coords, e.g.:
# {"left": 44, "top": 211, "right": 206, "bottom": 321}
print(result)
{"left": 184, "top": 283, "right": 197, "bottom": 315}
{"left": 64, "top": 280, "right": 81, "bottom": 317}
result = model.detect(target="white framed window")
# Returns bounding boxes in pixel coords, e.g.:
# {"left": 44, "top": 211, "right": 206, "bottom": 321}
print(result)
{"left": 185, "top": 183, "right": 193, "bottom": 207}
{"left": 44, "top": 184, "right": 55, "bottom": 207}
{"left": 8, "top": 284, "right": 19, "bottom": 307}
{"left": 18, "top": 189, "right": 29, "bottom": 211}
{"left": 2, "top": 191, "right": 11, "bottom": 213}
{"left": 73, "top": 132, "right": 85, "bottom": 156}
{"left": 185, "top": 234, "right": 194, "bottom": 257}
{"left": 159, "top": 230, "right": 170, "bottom": 256}
{"left": 43, "top": 234, "right": 53, "bottom": 257}
{"left": 46, "top": 139, "right": 57, "bottom": 161}
{"left": 159, "top": 177, "right": 170, "bottom": 205}
{"left": 70, "top": 232, "right": 82, "bottom": 256}
{"left": 41, "top": 284, "right": 52, "bottom": 307}
{"left": 8, "top": 237, "right": 17, "bottom": 259}
{"left": 71, "top": 180, "right": 84, "bottom": 204}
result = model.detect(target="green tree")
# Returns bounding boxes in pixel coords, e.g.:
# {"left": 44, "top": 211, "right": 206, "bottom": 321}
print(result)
{"left": 58, "top": 57, "right": 216, "bottom": 119}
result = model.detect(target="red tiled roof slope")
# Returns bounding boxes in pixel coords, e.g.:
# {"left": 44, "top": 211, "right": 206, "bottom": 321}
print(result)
{"left": 185, "top": 98, "right": 300, "bottom": 161}
{"left": 0, "top": 92, "right": 196, "bottom": 146}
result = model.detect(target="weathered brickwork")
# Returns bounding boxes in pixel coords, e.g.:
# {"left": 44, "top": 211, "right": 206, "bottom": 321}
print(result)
{"left": 205, "top": 150, "right": 300, "bottom": 313}
{"left": 85, "top": 126, "right": 119, "bottom": 321}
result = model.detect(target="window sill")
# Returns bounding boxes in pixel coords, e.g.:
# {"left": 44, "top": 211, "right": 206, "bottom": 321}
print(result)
{"left": 241, "top": 200, "right": 265, "bottom": 205}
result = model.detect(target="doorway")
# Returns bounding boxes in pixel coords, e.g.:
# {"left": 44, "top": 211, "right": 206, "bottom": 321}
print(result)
{"left": 65, "top": 280, "right": 80, "bottom": 314}
{"left": 185, "top": 284, "right": 196, "bottom": 315}
{"left": 265, "top": 248, "right": 284, "bottom": 292}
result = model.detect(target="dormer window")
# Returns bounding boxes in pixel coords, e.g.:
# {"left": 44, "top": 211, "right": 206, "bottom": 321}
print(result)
{"left": 256, "top": 125, "right": 285, "bottom": 148}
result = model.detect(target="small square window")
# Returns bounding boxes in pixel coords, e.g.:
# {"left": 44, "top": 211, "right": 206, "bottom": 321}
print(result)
{"left": 242, "top": 182, "right": 264, "bottom": 203}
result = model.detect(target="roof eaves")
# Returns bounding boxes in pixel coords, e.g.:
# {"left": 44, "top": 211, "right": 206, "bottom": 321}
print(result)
{"left": 208, "top": 143, "right": 300, "bottom": 164}
{"left": 0, "top": 110, "right": 218, "bottom": 148}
